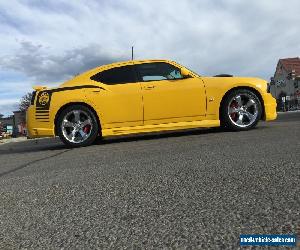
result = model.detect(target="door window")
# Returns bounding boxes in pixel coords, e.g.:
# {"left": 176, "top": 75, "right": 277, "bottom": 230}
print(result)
{"left": 136, "top": 63, "right": 184, "bottom": 82}
{"left": 91, "top": 65, "right": 136, "bottom": 84}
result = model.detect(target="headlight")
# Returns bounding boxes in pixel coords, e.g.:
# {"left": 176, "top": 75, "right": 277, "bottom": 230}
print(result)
{"left": 267, "top": 83, "right": 271, "bottom": 93}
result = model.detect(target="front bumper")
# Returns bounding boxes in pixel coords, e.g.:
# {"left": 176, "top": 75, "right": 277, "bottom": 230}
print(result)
{"left": 26, "top": 106, "right": 55, "bottom": 138}
{"left": 262, "top": 93, "right": 277, "bottom": 121}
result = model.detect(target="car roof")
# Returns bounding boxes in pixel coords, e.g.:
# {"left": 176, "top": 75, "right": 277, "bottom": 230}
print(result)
{"left": 98, "top": 59, "right": 171, "bottom": 69}
{"left": 80, "top": 59, "right": 175, "bottom": 78}
{"left": 58, "top": 59, "right": 200, "bottom": 88}
{"left": 58, "top": 59, "right": 173, "bottom": 88}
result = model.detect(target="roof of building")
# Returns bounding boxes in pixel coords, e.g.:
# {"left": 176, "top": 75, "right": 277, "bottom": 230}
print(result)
{"left": 279, "top": 57, "right": 300, "bottom": 75}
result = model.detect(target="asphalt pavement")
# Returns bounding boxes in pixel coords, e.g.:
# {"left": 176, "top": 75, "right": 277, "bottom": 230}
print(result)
{"left": 0, "top": 112, "right": 299, "bottom": 249}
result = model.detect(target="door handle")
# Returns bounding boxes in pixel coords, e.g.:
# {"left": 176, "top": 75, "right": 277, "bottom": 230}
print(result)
{"left": 144, "top": 85, "right": 155, "bottom": 90}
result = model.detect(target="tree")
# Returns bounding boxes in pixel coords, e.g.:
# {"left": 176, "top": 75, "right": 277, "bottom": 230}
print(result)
{"left": 19, "top": 92, "right": 33, "bottom": 112}
{"left": 18, "top": 92, "right": 33, "bottom": 124}
{"left": 0, "top": 113, "right": 3, "bottom": 119}
{"left": 0, "top": 124, "right": 3, "bottom": 138}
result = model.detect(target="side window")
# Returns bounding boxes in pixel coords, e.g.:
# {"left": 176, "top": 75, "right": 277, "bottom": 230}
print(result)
{"left": 136, "top": 63, "right": 184, "bottom": 82}
{"left": 90, "top": 65, "right": 136, "bottom": 84}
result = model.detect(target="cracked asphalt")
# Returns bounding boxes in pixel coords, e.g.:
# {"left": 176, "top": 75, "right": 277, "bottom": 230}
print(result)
{"left": 0, "top": 112, "right": 299, "bottom": 249}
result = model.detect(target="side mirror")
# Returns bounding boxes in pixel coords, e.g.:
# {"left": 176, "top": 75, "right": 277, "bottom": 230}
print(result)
{"left": 180, "top": 68, "right": 190, "bottom": 77}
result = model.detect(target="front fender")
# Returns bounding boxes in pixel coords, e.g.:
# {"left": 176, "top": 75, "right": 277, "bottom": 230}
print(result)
{"left": 202, "top": 77, "right": 268, "bottom": 119}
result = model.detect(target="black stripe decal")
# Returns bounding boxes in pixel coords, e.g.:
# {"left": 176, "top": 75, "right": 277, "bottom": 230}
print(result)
{"left": 35, "top": 85, "right": 104, "bottom": 114}
{"left": 50, "top": 85, "right": 105, "bottom": 93}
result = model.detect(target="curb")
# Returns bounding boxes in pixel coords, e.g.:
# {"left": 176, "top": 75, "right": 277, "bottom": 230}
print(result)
{"left": 0, "top": 137, "right": 28, "bottom": 146}
{"left": 277, "top": 110, "right": 300, "bottom": 114}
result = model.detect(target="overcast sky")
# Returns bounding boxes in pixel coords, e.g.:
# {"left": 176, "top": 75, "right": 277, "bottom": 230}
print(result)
{"left": 0, "top": 0, "right": 300, "bottom": 115}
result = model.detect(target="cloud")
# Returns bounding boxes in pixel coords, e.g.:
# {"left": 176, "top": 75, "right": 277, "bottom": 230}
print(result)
{"left": 0, "top": 0, "right": 299, "bottom": 80}
{"left": 0, "top": 0, "right": 300, "bottom": 115}
{"left": 0, "top": 76, "right": 33, "bottom": 115}
{"left": 0, "top": 41, "right": 125, "bottom": 83}
{"left": 0, "top": 98, "right": 19, "bottom": 116}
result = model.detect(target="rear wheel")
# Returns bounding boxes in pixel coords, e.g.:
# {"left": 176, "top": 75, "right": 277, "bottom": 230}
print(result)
{"left": 220, "top": 89, "right": 262, "bottom": 131}
{"left": 57, "top": 105, "right": 99, "bottom": 147}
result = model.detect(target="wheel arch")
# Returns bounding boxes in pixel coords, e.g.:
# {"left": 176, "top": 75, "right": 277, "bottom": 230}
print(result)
{"left": 219, "top": 86, "right": 265, "bottom": 121}
{"left": 54, "top": 102, "right": 102, "bottom": 136}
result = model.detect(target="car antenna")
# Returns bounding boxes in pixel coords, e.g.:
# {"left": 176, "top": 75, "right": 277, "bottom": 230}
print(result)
{"left": 131, "top": 46, "right": 134, "bottom": 60}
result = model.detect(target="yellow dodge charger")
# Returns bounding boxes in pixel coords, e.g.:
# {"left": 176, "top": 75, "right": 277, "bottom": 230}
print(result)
{"left": 27, "top": 60, "right": 277, "bottom": 147}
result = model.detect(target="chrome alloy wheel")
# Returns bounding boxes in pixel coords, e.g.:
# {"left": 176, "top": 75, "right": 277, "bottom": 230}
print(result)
{"left": 61, "top": 110, "right": 93, "bottom": 144}
{"left": 227, "top": 93, "right": 259, "bottom": 128}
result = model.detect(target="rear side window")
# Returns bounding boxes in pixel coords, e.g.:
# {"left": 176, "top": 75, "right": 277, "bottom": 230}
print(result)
{"left": 135, "top": 62, "right": 184, "bottom": 82}
{"left": 91, "top": 65, "right": 136, "bottom": 84}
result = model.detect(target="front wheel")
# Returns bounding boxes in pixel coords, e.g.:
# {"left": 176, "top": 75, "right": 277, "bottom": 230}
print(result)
{"left": 57, "top": 105, "right": 99, "bottom": 147}
{"left": 220, "top": 89, "right": 262, "bottom": 131}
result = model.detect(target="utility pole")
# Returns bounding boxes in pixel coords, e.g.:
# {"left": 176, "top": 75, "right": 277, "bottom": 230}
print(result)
{"left": 131, "top": 46, "right": 134, "bottom": 60}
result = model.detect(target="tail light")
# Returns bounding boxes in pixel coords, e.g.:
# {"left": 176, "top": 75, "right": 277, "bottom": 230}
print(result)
{"left": 31, "top": 91, "right": 37, "bottom": 105}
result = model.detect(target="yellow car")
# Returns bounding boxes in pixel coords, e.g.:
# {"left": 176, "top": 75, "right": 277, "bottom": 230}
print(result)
{"left": 27, "top": 59, "right": 277, "bottom": 147}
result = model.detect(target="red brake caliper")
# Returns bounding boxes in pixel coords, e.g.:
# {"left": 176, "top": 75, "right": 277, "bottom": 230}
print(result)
{"left": 230, "top": 101, "right": 238, "bottom": 121}
{"left": 83, "top": 125, "right": 91, "bottom": 134}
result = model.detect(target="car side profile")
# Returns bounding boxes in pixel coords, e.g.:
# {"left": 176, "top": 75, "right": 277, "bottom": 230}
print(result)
{"left": 27, "top": 60, "right": 277, "bottom": 147}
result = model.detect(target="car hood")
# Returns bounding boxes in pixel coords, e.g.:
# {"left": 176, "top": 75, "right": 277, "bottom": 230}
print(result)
{"left": 200, "top": 76, "right": 268, "bottom": 92}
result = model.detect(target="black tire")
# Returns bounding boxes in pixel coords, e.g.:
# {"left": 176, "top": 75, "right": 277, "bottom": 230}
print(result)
{"left": 220, "top": 89, "right": 262, "bottom": 131}
{"left": 56, "top": 104, "right": 99, "bottom": 147}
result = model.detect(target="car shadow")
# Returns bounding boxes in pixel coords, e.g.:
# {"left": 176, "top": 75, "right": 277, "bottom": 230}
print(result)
{"left": 96, "top": 127, "right": 228, "bottom": 145}
{"left": 0, "top": 128, "right": 222, "bottom": 154}
{"left": 0, "top": 125, "right": 269, "bottom": 155}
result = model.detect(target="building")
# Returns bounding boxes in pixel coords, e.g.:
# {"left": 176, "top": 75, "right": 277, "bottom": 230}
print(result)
{"left": 13, "top": 111, "right": 27, "bottom": 135}
{"left": 270, "top": 57, "right": 300, "bottom": 111}
{"left": 0, "top": 111, "right": 26, "bottom": 137}
{"left": 0, "top": 116, "right": 14, "bottom": 128}
{"left": 0, "top": 115, "right": 14, "bottom": 136}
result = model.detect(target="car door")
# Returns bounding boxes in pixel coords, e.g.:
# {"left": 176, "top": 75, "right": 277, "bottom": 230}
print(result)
{"left": 89, "top": 64, "right": 143, "bottom": 128}
{"left": 135, "top": 62, "right": 206, "bottom": 124}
